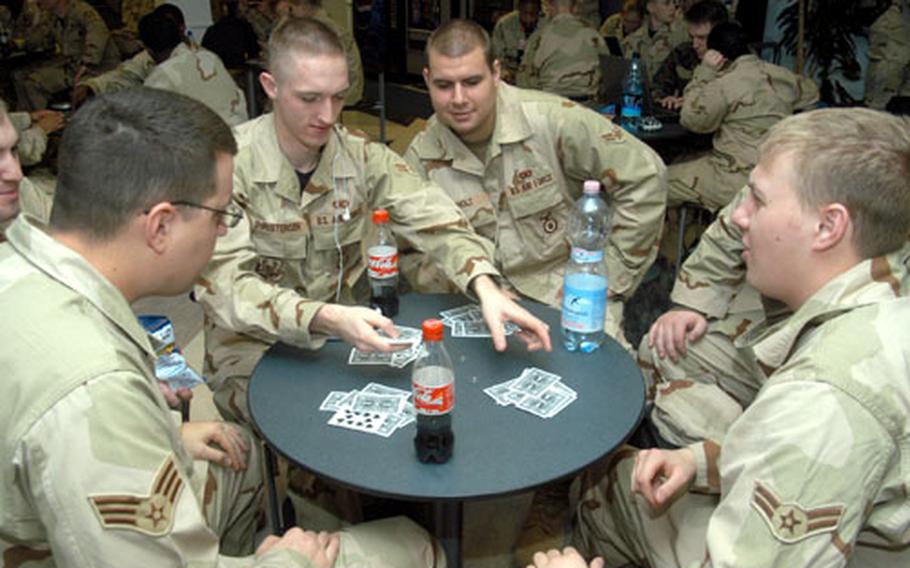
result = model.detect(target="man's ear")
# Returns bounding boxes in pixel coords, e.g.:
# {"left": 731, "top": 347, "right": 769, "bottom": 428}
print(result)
{"left": 144, "top": 202, "right": 178, "bottom": 255}
{"left": 422, "top": 66, "right": 431, "bottom": 89}
{"left": 492, "top": 58, "right": 501, "bottom": 83}
{"left": 260, "top": 71, "right": 278, "bottom": 100}
{"left": 813, "top": 203, "right": 851, "bottom": 252}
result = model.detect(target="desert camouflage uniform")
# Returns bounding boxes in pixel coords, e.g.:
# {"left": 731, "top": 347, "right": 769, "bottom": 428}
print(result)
{"left": 516, "top": 13, "right": 608, "bottom": 100}
{"left": 0, "top": 216, "right": 443, "bottom": 568}
{"left": 575, "top": 0, "right": 602, "bottom": 28}
{"left": 79, "top": 49, "right": 155, "bottom": 94}
{"left": 0, "top": 176, "right": 53, "bottom": 241}
{"left": 864, "top": 0, "right": 910, "bottom": 110}
{"left": 621, "top": 16, "right": 689, "bottom": 80}
{"left": 403, "top": 82, "right": 666, "bottom": 344}
{"left": 245, "top": 6, "right": 276, "bottom": 48}
{"left": 599, "top": 13, "right": 623, "bottom": 40}
{"left": 14, "top": 0, "right": 120, "bottom": 111}
{"left": 668, "top": 55, "right": 818, "bottom": 210}
{"left": 576, "top": 245, "right": 910, "bottom": 567}
{"left": 651, "top": 42, "right": 699, "bottom": 99}
{"left": 312, "top": 7, "right": 363, "bottom": 106}
{"left": 145, "top": 43, "right": 248, "bottom": 126}
{"left": 194, "top": 113, "right": 499, "bottom": 426}
{"left": 110, "top": 0, "right": 158, "bottom": 56}
{"left": 491, "top": 10, "right": 536, "bottom": 82}
{"left": 12, "top": 0, "right": 55, "bottom": 52}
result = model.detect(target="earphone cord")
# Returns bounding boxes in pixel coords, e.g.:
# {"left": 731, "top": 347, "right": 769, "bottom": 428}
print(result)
{"left": 331, "top": 149, "right": 345, "bottom": 304}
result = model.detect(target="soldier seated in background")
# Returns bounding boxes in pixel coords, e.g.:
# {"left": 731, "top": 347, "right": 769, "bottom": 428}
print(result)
{"left": 74, "top": 5, "right": 248, "bottom": 127}
{"left": 0, "top": 98, "right": 54, "bottom": 237}
{"left": 13, "top": 0, "right": 120, "bottom": 111}
{"left": 864, "top": 0, "right": 910, "bottom": 110}
{"left": 491, "top": 0, "right": 541, "bottom": 84}
{"left": 621, "top": 0, "right": 689, "bottom": 82}
{"left": 599, "top": 0, "right": 644, "bottom": 44}
{"left": 575, "top": 106, "right": 910, "bottom": 568}
{"left": 0, "top": 86, "right": 446, "bottom": 568}
{"left": 516, "top": 0, "right": 608, "bottom": 101}
{"left": 666, "top": 21, "right": 818, "bottom": 211}
{"left": 652, "top": 0, "right": 728, "bottom": 109}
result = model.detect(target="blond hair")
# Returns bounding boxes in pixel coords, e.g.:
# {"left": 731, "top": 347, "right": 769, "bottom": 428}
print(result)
{"left": 760, "top": 108, "right": 910, "bottom": 258}
{"left": 268, "top": 16, "right": 345, "bottom": 80}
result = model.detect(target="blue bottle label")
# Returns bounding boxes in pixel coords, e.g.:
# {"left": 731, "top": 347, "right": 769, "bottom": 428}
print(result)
{"left": 621, "top": 93, "right": 642, "bottom": 118}
{"left": 570, "top": 247, "right": 605, "bottom": 264}
{"left": 561, "top": 273, "right": 608, "bottom": 333}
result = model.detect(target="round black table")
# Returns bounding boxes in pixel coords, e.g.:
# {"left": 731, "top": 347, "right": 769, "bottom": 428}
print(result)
{"left": 249, "top": 294, "right": 645, "bottom": 567}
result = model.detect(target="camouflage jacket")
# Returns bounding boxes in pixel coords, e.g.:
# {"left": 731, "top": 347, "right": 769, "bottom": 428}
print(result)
{"left": 621, "top": 17, "right": 689, "bottom": 80}
{"left": 599, "top": 13, "right": 623, "bottom": 40}
{"left": 8, "top": 112, "right": 48, "bottom": 167}
{"left": 53, "top": 0, "right": 120, "bottom": 72}
{"left": 688, "top": 247, "right": 910, "bottom": 566}
{"left": 681, "top": 55, "right": 819, "bottom": 175}
{"left": 404, "top": 82, "right": 666, "bottom": 307}
{"left": 13, "top": 0, "right": 55, "bottom": 51}
{"left": 574, "top": 0, "right": 602, "bottom": 28}
{"left": 80, "top": 49, "right": 155, "bottom": 94}
{"left": 516, "top": 13, "right": 608, "bottom": 99}
{"left": 651, "top": 41, "right": 699, "bottom": 99}
{"left": 0, "top": 217, "right": 309, "bottom": 567}
{"left": 144, "top": 43, "right": 248, "bottom": 127}
{"left": 120, "top": 0, "right": 156, "bottom": 32}
{"left": 0, "top": 177, "right": 53, "bottom": 242}
{"left": 194, "top": 114, "right": 498, "bottom": 379}
{"left": 491, "top": 10, "right": 535, "bottom": 79}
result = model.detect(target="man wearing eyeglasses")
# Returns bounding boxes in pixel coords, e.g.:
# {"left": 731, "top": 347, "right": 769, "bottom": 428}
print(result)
{"left": 0, "top": 87, "right": 444, "bottom": 567}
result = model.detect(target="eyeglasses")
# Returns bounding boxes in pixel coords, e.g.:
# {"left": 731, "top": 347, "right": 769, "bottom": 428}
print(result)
{"left": 171, "top": 200, "right": 244, "bottom": 228}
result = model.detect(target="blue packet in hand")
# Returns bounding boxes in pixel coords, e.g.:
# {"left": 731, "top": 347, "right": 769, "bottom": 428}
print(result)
{"left": 138, "top": 315, "right": 205, "bottom": 390}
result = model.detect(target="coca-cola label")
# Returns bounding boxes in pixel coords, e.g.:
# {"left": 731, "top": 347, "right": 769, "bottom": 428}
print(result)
{"left": 368, "top": 246, "right": 399, "bottom": 279}
{"left": 412, "top": 382, "right": 454, "bottom": 415}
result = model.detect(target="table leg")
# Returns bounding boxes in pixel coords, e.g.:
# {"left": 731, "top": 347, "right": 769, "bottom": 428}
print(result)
{"left": 433, "top": 500, "right": 463, "bottom": 568}
{"left": 263, "top": 443, "right": 283, "bottom": 535}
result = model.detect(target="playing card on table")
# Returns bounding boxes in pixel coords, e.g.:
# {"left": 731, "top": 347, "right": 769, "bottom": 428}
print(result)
{"left": 361, "top": 382, "right": 410, "bottom": 398}
{"left": 327, "top": 409, "right": 404, "bottom": 437}
{"left": 319, "top": 390, "right": 357, "bottom": 412}
{"left": 348, "top": 348, "right": 394, "bottom": 365}
{"left": 452, "top": 319, "right": 492, "bottom": 338}
{"left": 511, "top": 367, "right": 562, "bottom": 396}
{"left": 483, "top": 367, "right": 576, "bottom": 418}
{"left": 517, "top": 381, "right": 577, "bottom": 418}
{"left": 391, "top": 343, "right": 423, "bottom": 368}
{"left": 439, "top": 304, "right": 479, "bottom": 320}
{"left": 351, "top": 393, "right": 405, "bottom": 414}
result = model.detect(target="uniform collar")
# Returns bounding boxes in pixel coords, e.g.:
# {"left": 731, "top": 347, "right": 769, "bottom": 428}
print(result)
{"left": 739, "top": 246, "right": 910, "bottom": 374}
{"left": 5, "top": 215, "right": 155, "bottom": 360}
{"left": 247, "top": 114, "right": 358, "bottom": 204}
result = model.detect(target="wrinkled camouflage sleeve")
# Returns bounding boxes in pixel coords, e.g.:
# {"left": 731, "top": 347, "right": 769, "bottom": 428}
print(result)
{"left": 79, "top": 5, "right": 112, "bottom": 67}
{"left": 651, "top": 43, "right": 693, "bottom": 99}
{"left": 365, "top": 141, "right": 500, "bottom": 292}
{"left": 195, "top": 169, "right": 330, "bottom": 349}
{"left": 491, "top": 18, "right": 509, "bottom": 67}
{"left": 556, "top": 105, "right": 667, "bottom": 297}
{"left": 679, "top": 64, "right": 727, "bottom": 134}
{"left": 670, "top": 186, "right": 748, "bottom": 318}
{"left": 80, "top": 50, "right": 155, "bottom": 94}
{"left": 515, "top": 29, "right": 542, "bottom": 90}
{"left": 18, "top": 372, "right": 309, "bottom": 567}
{"left": 693, "top": 381, "right": 889, "bottom": 567}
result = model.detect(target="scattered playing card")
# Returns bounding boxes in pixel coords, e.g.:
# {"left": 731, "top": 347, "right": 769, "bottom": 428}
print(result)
{"left": 319, "top": 383, "right": 416, "bottom": 437}
{"left": 328, "top": 409, "right": 404, "bottom": 438}
{"left": 482, "top": 367, "right": 577, "bottom": 419}
{"left": 319, "top": 390, "right": 356, "bottom": 412}
{"left": 348, "top": 348, "right": 395, "bottom": 365}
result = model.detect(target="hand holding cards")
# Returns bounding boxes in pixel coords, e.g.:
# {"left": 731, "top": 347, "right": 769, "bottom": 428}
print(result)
{"left": 484, "top": 367, "right": 577, "bottom": 419}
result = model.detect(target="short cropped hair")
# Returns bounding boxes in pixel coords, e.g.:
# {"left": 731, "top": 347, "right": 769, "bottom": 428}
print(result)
{"left": 684, "top": 0, "right": 729, "bottom": 26}
{"left": 267, "top": 16, "right": 345, "bottom": 80}
{"left": 50, "top": 88, "right": 237, "bottom": 240}
{"left": 760, "top": 108, "right": 910, "bottom": 258}
{"left": 138, "top": 11, "right": 182, "bottom": 55}
{"left": 154, "top": 3, "right": 185, "bottom": 27}
{"left": 707, "top": 21, "right": 750, "bottom": 60}
{"left": 426, "top": 19, "right": 494, "bottom": 71}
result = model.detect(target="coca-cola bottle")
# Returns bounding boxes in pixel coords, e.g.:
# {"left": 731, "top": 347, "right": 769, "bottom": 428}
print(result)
{"left": 367, "top": 208, "right": 399, "bottom": 317}
{"left": 412, "top": 319, "right": 454, "bottom": 464}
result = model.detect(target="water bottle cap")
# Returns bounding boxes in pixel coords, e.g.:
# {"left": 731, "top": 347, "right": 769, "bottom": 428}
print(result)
{"left": 583, "top": 180, "right": 600, "bottom": 195}
{"left": 422, "top": 319, "right": 444, "bottom": 341}
{"left": 372, "top": 208, "right": 389, "bottom": 224}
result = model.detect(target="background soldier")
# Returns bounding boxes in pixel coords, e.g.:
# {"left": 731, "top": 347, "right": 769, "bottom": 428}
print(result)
{"left": 516, "top": 0, "right": 608, "bottom": 101}
{"left": 14, "top": 0, "right": 120, "bottom": 111}
{"left": 666, "top": 22, "right": 818, "bottom": 211}
{"left": 621, "top": 0, "right": 689, "bottom": 81}
{"left": 491, "top": 0, "right": 541, "bottom": 83}
{"left": 599, "top": 0, "right": 644, "bottom": 44}
{"left": 864, "top": 0, "right": 910, "bottom": 110}
{"left": 575, "top": 107, "right": 910, "bottom": 567}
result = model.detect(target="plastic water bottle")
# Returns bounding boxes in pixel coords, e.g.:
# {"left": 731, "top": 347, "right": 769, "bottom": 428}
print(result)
{"left": 367, "top": 208, "right": 399, "bottom": 317}
{"left": 561, "top": 180, "right": 610, "bottom": 353}
{"left": 412, "top": 319, "right": 454, "bottom": 464}
{"left": 621, "top": 54, "right": 644, "bottom": 132}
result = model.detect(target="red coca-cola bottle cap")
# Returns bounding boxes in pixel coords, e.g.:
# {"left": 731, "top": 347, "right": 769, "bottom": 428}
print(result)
{"left": 372, "top": 208, "right": 389, "bottom": 224}
{"left": 422, "top": 319, "right": 444, "bottom": 341}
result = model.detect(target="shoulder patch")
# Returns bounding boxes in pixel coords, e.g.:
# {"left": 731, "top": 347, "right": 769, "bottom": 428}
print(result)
{"left": 751, "top": 480, "right": 844, "bottom": 544}
{"left": 88, "top": 455, "right": 184, "bottom": 536}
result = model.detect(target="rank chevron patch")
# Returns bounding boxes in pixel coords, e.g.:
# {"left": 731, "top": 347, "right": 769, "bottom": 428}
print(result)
{"left": 751, "top": 480, "right": 844, "bottom": 544}
{"left": 88, "top": 455, "right": 184, "bottom": 536}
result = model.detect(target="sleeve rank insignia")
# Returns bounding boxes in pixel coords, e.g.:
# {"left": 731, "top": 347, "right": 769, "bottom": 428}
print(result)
{"left": 751, "top": 480, "right": 844, "bottom": 544}
{"left": 88, "top": 455, "right": 184, "bottom": 536}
